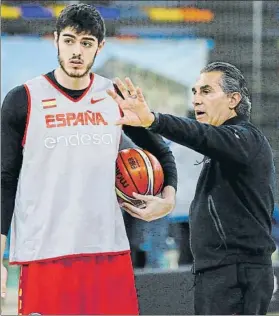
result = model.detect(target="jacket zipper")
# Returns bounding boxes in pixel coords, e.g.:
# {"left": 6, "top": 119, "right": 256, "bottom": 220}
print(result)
{"left": 189, "top": 203, "right": 195, "bottom": 273}
{"left": 208, "top": 195, "right": 227, "bottom": 248}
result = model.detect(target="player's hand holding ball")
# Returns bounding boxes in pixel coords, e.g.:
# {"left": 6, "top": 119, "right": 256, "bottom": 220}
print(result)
{"left": 122, "top": 192, "right": 175, "bottom": 222}
{"left": 116, "top": 148, "right": 175, "bottom": 221}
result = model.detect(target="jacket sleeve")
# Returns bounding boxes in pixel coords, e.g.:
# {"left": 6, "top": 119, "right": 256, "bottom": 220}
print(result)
{"left": 1, "top": 86, "right": 27, "bottom": 235}
{"left": 122, "top": 125, "right": 178, "bottom": 191}
{"left": 149, "top": 113, "right": 262, "bottom": 166}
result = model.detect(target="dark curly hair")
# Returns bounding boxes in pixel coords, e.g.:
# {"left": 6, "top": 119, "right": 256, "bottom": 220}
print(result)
{"left": 56, "top": 3, "right": 106, "bottom": 44}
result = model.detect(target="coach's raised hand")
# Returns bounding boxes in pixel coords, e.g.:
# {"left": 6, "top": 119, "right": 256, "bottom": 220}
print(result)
{"left": 107, "top": 77, "right": 155, "bottom": 127}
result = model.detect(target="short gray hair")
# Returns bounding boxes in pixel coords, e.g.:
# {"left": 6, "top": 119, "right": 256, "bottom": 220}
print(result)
{"left": 201, "top": 62, "right": 251, "bottom": 117}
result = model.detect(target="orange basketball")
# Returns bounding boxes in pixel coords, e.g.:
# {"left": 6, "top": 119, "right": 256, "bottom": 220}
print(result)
{"left": 115, "top": 148, "right": 164, "bottom": 208}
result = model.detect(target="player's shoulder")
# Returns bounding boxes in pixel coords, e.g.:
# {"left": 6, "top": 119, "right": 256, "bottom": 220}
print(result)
{"left": 24, "top": 74, "right": 47, "bottom": 87}
{"left": 93, "top": 73, "right": 114, "bottom": 89}
{"left": 4, "top": 75, "right": 42, "bottom": 103}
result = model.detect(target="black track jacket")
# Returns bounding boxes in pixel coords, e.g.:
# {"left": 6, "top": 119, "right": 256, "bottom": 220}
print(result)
{"left": 149, "top": 113, "right": 276, "bottom": 272}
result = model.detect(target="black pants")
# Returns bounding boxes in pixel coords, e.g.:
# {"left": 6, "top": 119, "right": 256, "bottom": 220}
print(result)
{"left": 194, "top": 263, "right": 274, "bottom": 315}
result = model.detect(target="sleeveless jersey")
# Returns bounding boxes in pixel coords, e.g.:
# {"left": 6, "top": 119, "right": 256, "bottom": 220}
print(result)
{"left": 9, "top": 73, "right": 130, "bottom": 263}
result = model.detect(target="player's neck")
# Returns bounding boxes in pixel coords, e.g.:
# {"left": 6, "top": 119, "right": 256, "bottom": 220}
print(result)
{"left": 54, "top": 68, "right": 91, "bottom": 90}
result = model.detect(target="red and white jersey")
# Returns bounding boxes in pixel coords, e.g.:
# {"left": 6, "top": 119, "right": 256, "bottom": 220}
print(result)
{"left": 10, "top": 73, "right": 129, "bottom": 263}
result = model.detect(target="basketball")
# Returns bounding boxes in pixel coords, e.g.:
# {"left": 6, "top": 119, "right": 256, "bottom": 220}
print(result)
{"left": 115, "top": 148, "right": 164, "bottom": 208}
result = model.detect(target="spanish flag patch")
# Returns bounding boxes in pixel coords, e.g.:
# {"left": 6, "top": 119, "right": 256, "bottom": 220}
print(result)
{"left": 42, "top": 98, "right": 56, "bottom": 109}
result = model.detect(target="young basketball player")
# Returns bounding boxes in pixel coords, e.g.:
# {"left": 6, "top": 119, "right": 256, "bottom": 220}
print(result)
{"left": 1, "top": 4, "right": 177, "bottom": 315}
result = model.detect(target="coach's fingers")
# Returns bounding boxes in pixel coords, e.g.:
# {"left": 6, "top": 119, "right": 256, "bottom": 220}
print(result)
{"left": 125, "top": 77, "right": 137, "bottom": 96}
{"left": 136, "top": 87, "right": 146, "bottom": 103}
{"left": 115, "top": 117, "right": 130, "bottom": 126}
{"left": 106, "top": 89, "right": 124, "bottom": 104}
{"left": 114, "top": 78, "right": 130, "bottom": 99}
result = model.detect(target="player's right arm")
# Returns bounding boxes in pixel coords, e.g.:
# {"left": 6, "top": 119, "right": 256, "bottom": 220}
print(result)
{"left": 1, "top": 85, "right": 27, "bottom": 298}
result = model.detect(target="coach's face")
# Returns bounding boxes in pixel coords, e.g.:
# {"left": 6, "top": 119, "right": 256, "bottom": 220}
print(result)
{"left": 54, "top": 27, "right": 105, "bottom": 78}
{"left": 192, "top": 71, "right": 240, "bottom": 126}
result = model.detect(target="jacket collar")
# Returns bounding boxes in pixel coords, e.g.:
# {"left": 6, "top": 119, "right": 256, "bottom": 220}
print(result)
{"left": 222, "top": 115, "right": 249, "bottom": 126}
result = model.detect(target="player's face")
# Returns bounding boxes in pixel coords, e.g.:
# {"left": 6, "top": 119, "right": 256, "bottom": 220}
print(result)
{"left": 55, "top": 27, "right": 104, "bottom": 78}
{"left": 192, "top": 71, "right": 238, "bottom": 126}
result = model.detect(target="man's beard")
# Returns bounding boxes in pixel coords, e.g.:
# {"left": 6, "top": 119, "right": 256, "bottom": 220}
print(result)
{"left": 57, "top": 48, "right": 97, "bottom": 78}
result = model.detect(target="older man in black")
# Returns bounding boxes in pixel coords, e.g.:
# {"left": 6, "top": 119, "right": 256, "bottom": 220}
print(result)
{"left": 107, "top": 62, "right": 276, "bottom": 315}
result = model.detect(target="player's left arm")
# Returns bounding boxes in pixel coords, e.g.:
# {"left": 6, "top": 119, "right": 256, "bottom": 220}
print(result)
{"left": 115, "top": 83, "right": 177, "bottom": 220}
{"left": 120, "top": 126, "right": 177, "bottom": 221}
{"left": 119, "top": 129, "right": 177, "bottom": 215}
